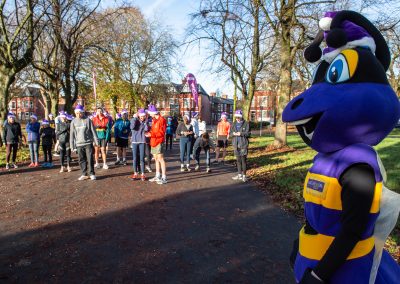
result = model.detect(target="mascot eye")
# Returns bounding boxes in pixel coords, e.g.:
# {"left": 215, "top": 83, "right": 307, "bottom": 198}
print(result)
{"left": 326, "top": 49, "right": 359, "bottom": 84}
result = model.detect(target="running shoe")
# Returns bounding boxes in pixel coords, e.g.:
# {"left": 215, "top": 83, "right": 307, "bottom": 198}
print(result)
{"left": 95, "top": 163, "right": 100, "bottom": 169}
{"left": 122, "top": 160, "right": 127, "bottom": 166}
{"left": 149, "top": 176, "right": 161, "bottom": 182}
{"left": 12, "top": 163, "right": 18, "bottom": 169}
{"left": 103, "top": 163, "right": 109, "bottom": 170}
{"left": 157, "top": 177, "right": 167, "bottom": 185}
{"left": 60, "top": 166, "right": 65, "bottom": 173}
{"left": 180, "top": 164, "right": 186, "bottom": 172}
{"left": 242, "top": 175, "right": 248, "bottom": 182}
{"left": 53, "top": 152, "right": 60, "bottom": 157}
{"left": 114, "top": 160, "right": 121, "bottom": 165}
{"left": 195, "top": 164, "right": 200, "bottom": 171}
{"left": 140, "top": 174, "right": 146, "bottom": 181}
{"left": 28, "top": 163, "right": 35, "bottom": 168}
{"left": 67, "top": 166, "right": 72, "bottom": 172}
{"left": 232, "top": 174, "right": 243, "bottom": 180}
{"left": 206, "top": 167, "right": 211, "bottom": 173}
{"left": 5, "top": 163, "right": 10, "bottom": 170}
{"left": 90, "top": 175, "right": 97, "bottom": 180}
{"left": 34, "top": 162, "right": 39, "bottom": 167}
{"left": 146, "top": 166, "right": 153, "bottom": 173}
{"left": 186, "top": 165, "right": 191, "bottom": 172}
{"left": 78, "top": 175, "right": 89, "bottom": 181}
{"left": 130, "top": 173, "right": 138, "bottom": 180}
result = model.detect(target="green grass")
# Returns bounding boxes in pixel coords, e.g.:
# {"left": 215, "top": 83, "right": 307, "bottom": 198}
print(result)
{"left": 227, "top": 129, "right": 400, "bottom": 259}
{"left": 0, "top": 145, "right": 31, "bottom": 167}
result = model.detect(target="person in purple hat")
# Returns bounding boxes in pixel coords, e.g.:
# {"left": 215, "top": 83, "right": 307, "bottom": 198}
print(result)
{"left": 230, "top": 110, "right": 250, "bottom": 182}
{"left": 2, "top": 112, "right": 23, "bottom": 169}
{"left": 26, "top": 114, "right": 40, "bottom": 167}
{"left": 39, "top": 119, "right": 56, "bottom": 167}
{"left": 56, "top": 111, "right": 72, "bottom": 173}
{"left": 145, "top": 105, "right": 167, "bottom": 184}
{"left": 165, "top": 116, "right": 174, "bottom": 150}
{"left": 176, "top": 114, "right": 194, "bottom": 171}
{"left": 130, "top": 108, "right": 148, "bottom": 180}
{"left": 70, "top": 104, "right": 99, "bottom": 180}
{"left": 114, "top": 109, "right": 131, "bottom": 166}
{"left": 214, "top": 111, "right": 231, "bottom": 165}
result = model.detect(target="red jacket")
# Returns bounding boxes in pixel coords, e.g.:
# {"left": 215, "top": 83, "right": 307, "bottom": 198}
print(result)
{"left": 149, "top": 116, "right": 166, "bottom": 147}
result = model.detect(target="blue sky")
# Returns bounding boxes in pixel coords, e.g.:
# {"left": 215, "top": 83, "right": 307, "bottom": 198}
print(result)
{"left": 101, "top": 0, "right": 233, "bottom": 96}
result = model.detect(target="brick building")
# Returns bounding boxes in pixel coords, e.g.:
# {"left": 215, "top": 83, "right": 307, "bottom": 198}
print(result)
{"left": 8, "top": 87, "right": 45, "bottom": 121}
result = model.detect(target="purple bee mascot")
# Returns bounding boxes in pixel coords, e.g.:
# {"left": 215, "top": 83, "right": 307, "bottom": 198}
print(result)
{"left": 283, "top": 11, "right": 400, "bottom": 284}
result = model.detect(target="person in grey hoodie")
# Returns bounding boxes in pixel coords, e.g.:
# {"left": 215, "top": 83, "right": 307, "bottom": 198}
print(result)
{"left": 70, "top": 104, "right": 99, "bottom": 181}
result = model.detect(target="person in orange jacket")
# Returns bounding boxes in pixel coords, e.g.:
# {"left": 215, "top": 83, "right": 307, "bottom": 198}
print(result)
{"left": 145, "top": 105, "right": 167, "bottom": 185}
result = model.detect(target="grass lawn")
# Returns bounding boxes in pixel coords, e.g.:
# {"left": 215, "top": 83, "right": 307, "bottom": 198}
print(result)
{"left": 227, "top": 129, "right": 400, "bottom": 260}
{"left": 0, "top": 145, "right": 31, "bottom": 167}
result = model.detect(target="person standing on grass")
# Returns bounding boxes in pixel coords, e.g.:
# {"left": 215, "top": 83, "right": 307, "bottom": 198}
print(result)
{"left": 92, "top": 107, "right": 111, "bottom": 170}
{"left": 2, "top": 112, "right": 23, "bottom": 169}
{"left": 165, "top": 116, "right": 174, "bottom": 150}
{"left": 70, "top": 104, "right": 99, "bottom": 181}
{"left": 176, "top": 115, "right": 194, "bottom": 172}
{"left": 114, "top": 110, "right": 131, "bottom": 166}
{"left": 231, "top": 110, "right": 250, "bottom": 182}
{"left": 56, "top": 112, "right": 72, "bottom": 173}
{"left": 40, "top": 119, "right": 56, "bottom": 168}
{"left": 26, "top": 114, "right": 40, "bottom": 167}
{"left": 193, "top": 132, "right": 215, "bottom": 173}
{"left": 145, "top": 105, "right": 167, "bottom": 185}
{"left": 130, "top": 109, "right": 148, "bottom": 181}
{"left": 214, "top": 112, "right": 231, "bottom": 165}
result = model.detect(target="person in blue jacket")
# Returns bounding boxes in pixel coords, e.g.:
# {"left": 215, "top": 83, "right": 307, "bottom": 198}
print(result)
{"left": 114, "top": 109, "right": 131, "bottom": 166}
{"left": 165, "top": 116, "right": 173, "bottom": 150}
{"left": 26, "top": 114, "right": 40, "bottom": 167}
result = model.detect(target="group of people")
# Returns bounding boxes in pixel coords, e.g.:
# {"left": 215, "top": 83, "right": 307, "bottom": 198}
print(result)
{"left": 1, "top": 105, "right": 250, "bottom": 184}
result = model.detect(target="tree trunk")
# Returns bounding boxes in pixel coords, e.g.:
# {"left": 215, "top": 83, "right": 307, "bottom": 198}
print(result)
{"left": 110, "top": 96, "right": 118, "bottom": 118}
{"left": 0, "top": 67, "right": 15, "bottom": 132}
{"left": 51, "top": 96, "right": 59, "bottom": 117}
{"left": 273, "top": 27, "right": 292, "bottom": 148}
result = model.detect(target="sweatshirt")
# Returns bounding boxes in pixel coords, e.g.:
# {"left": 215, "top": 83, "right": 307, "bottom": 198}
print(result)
{"left": 130, "top": 117, "right": 149, "bottom": 143}
{"left": 26, "top": 121, "right": 40, "bottom": 142}
{"left": 114, "top": 118, "right": 131, "bottom": 140}
{"left": 70, "top": 117, "right": 98, "bottom": 149}
{"left": 56, "top": 122, "right": 70, "bottom": 144}
{"left": 2, "top": 121, "right": 22, "bottom": 144}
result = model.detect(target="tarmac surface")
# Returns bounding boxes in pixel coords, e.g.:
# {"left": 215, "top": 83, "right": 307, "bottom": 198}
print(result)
{"left": 0, "top": 143, "right": 300, "bottom": 283}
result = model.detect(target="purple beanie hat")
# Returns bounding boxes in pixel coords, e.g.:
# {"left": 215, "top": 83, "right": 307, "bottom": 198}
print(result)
{"left": 221, "top": 112, "right": 228, "bottom": 118}
{"left": 41, "top": 119, "right": 49, "bottom": 125}
{"left": 138, "top": 108, "right": 146, "bottom": 116}
{"left": 8, "top": 112, "right": 16, "bottom": 118}
{"left": 234, "top": 110, "right": 243, "bottom": 117}
{"left": 116, "top": 113, "right": 122, "bottom": 119}
{"left": 147, "top": 104, "right": 158, "bottom": 115}
{"left": 74, "top": 104, "right": 84, "bottom": 112}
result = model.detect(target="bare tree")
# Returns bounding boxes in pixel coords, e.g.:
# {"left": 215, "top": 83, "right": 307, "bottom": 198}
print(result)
{"left": 187, "top": 0, "right": 276, "bottom": 120}
{"left": 0, "top": 0, "right": 37, "bottom": 125}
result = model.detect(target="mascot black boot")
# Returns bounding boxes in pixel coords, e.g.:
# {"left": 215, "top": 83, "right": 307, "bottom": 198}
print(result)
{"left": 282, "top": 10, "right": 400, "bottom": 284}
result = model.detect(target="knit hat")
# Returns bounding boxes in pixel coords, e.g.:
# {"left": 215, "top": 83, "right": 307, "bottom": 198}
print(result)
{"left": 192, "top": 112, "right": 199, "bottom": 118}
{"left": 30, "top": 114, "right": 38, "bottom": 120}
{"left": 183, "top": 114, "right": 190, "bottom": 121}
{"left": 147, "top": 104, "right": 158, "bottom": 115}
{"left": 138, "top": 108, "right": 146, "bottom": 116}
{"left": 121, "top": 109, "right": 129, "bottom": 115}
{"left": 234, "top": 110, "right": 243, "bottom": 117}
{"left": 74, "top": 104, "right": 85, "bottom": 112}
{"left": 221, "top": 112, "right": 228, "bottom": 118}
{"left": 304, "top": 11, "right": 390, "bottom": 70}
{"left": 7, "top": 112, "right": 15, "bottom": 118}
{"left": 59, "top": 111, "right": 66, "bottom": 118}
{"left": 48, "top": 113, "right": 54, "bottom": 118}
{"left": 116, "top": 113, "right": 122, "bottom": 119}
{"left": 67, "top": 114, "right": 73, "bottom": 121}
{"left": 42, "top": 119, "right": 49, "bottom": 125}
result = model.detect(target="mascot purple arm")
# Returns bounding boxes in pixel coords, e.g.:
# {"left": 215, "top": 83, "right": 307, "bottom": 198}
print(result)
{"left": 283, "top": 10, "right": 400, "bottom": 284}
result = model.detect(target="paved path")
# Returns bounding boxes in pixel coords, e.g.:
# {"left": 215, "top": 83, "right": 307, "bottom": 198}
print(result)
{"left": 0, "top": 143, "right": 300, "bottom": 283}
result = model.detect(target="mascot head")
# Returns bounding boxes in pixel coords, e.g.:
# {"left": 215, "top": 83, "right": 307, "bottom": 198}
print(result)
{"left": 283, "top": 10, "right": 400, "bottom": 153}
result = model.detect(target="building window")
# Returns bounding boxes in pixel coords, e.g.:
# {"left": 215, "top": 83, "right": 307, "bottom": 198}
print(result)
{"left": 183, "top": 98, "right": 191, "bottom": 108}
{"left": 9, "top": 101, "right": 16, "bottom": 109}
{"left": 25, "top": 112, "right": 29, "bottom": 119}
{"left": 29, "top": 101, "right": 33, "bottom": 109}
{"left": 260, "top": 96, "right": 268, "bottom": 107}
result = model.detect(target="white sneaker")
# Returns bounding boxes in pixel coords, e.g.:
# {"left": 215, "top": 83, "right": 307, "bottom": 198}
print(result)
{"left": 67, "top": 166, "right": 72, "bottom": 172}
{"left": 206, "top": 167, "right": 211, "bottom": 173}
{"left": 242, "top": 175, "right": 248, "bottom": 182}
{"left": 157, "top": 177, "right": 167, "bottom": 185}
{"left": 186, "top": 165, "right": 191, "bottom": 172}
{"left": 180, "top": 164, "right": 186, "bottom": 172}
{"left": 103, "top": 163, "right": 109, "bottom": 170}
{"left": 149, "top": 176, "right": 161, "bottom": 182}
{"left": 5, "top": 163, "right": 10, "bottom": 170}
{"left": 12, "top": 163, "right": 18, "bottom": 169}
{"left": 95, "top": 163, "right": 100, "bottom": 169}
{"left": 60, "top": 166, "right": 65, "bottom": 173}
{"left": 232, "top": 174, "right": 243, "bottom": 180}
{"left": 78, "top": 175, "right": 89, "bottom": 181}
{"left": 146, "top": 166, "right": 152, "bottom": 173}
{"left": 90, "top": 175, "right": 96, "bottom": 180}
{"left": 195, "top": 164, "right": 200, "bottom": 171}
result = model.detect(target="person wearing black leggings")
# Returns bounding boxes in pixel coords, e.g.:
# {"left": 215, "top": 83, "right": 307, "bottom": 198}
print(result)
{"left": 56, "top": 113, "right": 72, "bottom": 172}
{"left": 231, "top": 110, "right": 250, "bottom": 182}
{"left": 2, "top": 113, "right": 23, "bottom": 169}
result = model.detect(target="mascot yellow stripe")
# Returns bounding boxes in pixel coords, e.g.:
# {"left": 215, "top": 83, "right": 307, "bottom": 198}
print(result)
{"left": 303, "top": 172, "right": 381, "bottom": 213}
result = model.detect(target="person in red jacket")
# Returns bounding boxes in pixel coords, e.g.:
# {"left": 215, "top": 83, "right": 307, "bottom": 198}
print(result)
{"left": 145, "top": 105, "right": 167, "bottom": 185}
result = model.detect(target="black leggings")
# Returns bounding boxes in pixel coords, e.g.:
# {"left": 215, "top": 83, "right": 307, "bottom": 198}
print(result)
{"left": 165, "top": 134, "right": 173, "bottom": 149}
{"left": 236, "top": 155, "right": 247, "bottom": 175}
{"left": 42, "top": 145, "right": 53, "bottom": 163}
{"left": 6, "top": 143, "right": 18, "bottom": 163}
{"left": 59, "top": 142, "right": 71, "bottom": 166}
{"left": 145, "top": 143, "right": 152, "bottom": 168}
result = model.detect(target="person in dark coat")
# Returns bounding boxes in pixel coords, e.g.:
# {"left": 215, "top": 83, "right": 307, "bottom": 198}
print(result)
{"left": 231, "top": 110, "right": 250, "bottom": 182}
{"left": 40, "top": 119, "right": 56, "bottom": 168}
{"left": 176, "top": 115, "right": 194, "bottom": 172}
{"left": 2, "top": 112, "right": 23, "bottom": 169}
{"left": 56, "top": 112, "right": 72, "bottom": 172}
